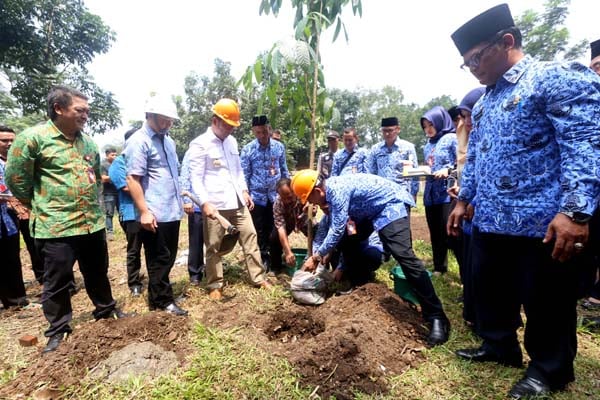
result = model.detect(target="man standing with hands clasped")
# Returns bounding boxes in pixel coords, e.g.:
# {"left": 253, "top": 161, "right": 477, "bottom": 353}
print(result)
{"left": 448, "top": 4, "right": 600, "bottom": 398}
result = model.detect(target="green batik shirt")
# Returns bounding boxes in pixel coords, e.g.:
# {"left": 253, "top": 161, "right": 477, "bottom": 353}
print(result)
{"left": 5, "top": 120, "right": 104, "bottom": 238}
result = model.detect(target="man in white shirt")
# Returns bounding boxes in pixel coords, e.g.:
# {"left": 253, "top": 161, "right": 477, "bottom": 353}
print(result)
{"left": 187, "top": 98, "right": 272, "bottom": 300}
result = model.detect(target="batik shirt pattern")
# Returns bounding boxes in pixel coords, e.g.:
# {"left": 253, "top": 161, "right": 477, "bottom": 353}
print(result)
{"left": 240, "top": 139, "right": 289, "bottom": 206}
{"left": 0, "top": 159, "right": 18, "bottom": 238}
{"left": 179, "top": 149, "right": 200, "bottom": 213}
{"left": 423, "top": 133, "right": 457, "bottom": 206}
{"left": 367, "top": 139, "right": 419, "bottom": 206}
{"left": 316, "top": 174, "right": 411, "bottom": 256}
{"left": 459, "top": 56, "right": 600, "bottom": 237}
{"left": 272, "top": 194, "right": 307, "bottom": 235}
{"left": 5, "top": 120, "right": 104, "bottom": 238}
{"left": 331, "top": 146, "right": 368, "bottom": 176}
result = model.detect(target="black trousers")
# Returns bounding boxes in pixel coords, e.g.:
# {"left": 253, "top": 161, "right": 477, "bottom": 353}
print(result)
{"left": 269, "top": 227, "right": 291, "bottom": 270}
{"left": 187, "top": 212, "right": 205, "bottom": 280}
{"left": 250, "top": 202, "right": 273, "bottom": 263}
{"left": 587, "top": 208, "right": 600, "bottom": 299}
{"left": 460, "top": 232, "right": 476, "bottom": 325}
{"left": 378, "top": 217, "right": 447, "bottom": 322}
{"left": 0, "top": 217, "right": 27, "bottom": 308}
{"left": 337, "top": 224, "right": 383, "bottom": 286}
{"left": 123, "top": 221, "right": 143, "bottom": 289}
{"left": 35, "top": 229, "right": 116, "bottom": 337}
{"left": 471, "top": 227, "right": 590, "bottom": 389}
{"left": 20, "top": 218, "right": 44, "bottom": 284}
{"left": 425, "top": 203, "right": 452, "bottom": 273}
{"left": 138, "top": 221, "right": 180, "bottom": 309}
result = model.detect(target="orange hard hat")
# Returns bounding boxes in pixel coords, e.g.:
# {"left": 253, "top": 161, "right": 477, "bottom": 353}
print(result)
{"left": 291, "top": 169, "right": 319, "bottom": 204}
{"left": 212, "top": 98, "right": 241, "bottom": 127}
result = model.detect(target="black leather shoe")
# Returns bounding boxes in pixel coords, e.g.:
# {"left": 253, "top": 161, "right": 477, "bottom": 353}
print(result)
{"left": 163, "top": 303, "right": 188, "bottom": 316}
{"left": 456, "top": 346, "right": 523, "bottom": 368}
{"left": 42, "top": 333, "right": 65, "bottom": 353}
{"left": 130, "top": 286, "right": 143, "bottom": 296}
{"left": 508, "top": 376, "right": 551, "bottom": 399}
{"left": 96, "top": 308, "right": 130, "bottom": 320}
{"left": 189, "top": 278, "right": 201, "bottom": 286}
{"left": 427, "top": 318, "right": 450, "bottom": 346}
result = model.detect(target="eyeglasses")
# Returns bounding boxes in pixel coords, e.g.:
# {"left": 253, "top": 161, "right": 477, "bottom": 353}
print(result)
{"left": 460, "top": 41, "right": 498, "bottom": 70}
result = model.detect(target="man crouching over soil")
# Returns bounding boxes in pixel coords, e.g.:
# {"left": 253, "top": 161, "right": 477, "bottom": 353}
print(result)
{"left": 292, "top": 170, "right": 450, "bottom": 346}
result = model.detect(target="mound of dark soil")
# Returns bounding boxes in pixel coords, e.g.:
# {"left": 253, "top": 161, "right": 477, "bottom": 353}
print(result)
{"left": 265, "top": 283, "right": 428, "bottom": 399}
{"left": 0, "top": 312, "right": 190, "bottom": 399}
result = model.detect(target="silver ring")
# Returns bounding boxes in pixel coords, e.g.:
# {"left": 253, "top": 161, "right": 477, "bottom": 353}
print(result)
{"left": 574, "top": 242, "right": 584, "bottom": 250}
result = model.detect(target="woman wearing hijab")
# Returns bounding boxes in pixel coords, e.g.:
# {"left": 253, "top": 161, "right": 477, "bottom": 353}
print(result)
{"left": 421, "top": 106, "right": 457, "bottom": 275}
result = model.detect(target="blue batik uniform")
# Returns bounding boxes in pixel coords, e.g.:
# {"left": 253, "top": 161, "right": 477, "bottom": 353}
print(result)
{"left": 240, "top": 139, "right": 289, "bottom": 206}
{"left": 331, "top": 145, "right": 368, "bottom": 176}
{"left": 459, "top": 56, "right": 600, "bottom": 238}
{"left": 423, "top": 133, "right": 457, "bottom": 206}
{"left": 0, "top": 160, "right": 18, "bottom": 238}
{"left": 316, "top": 174, "right": 412, "bottom": 256}
{"left": 367, "top": 139, "right": 419, "bottom": 206}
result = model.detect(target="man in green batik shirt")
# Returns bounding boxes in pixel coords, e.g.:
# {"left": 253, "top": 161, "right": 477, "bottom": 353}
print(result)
{"left": 5, "top": 85, "right": 124, "bottom": 354}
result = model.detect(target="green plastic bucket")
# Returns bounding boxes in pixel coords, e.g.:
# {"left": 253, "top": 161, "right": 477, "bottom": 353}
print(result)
{"left": 389, "top": 266, "right": 432, "bottom": 305}
{"left": 286, "top": 248, "right": 308, "bottom": 276}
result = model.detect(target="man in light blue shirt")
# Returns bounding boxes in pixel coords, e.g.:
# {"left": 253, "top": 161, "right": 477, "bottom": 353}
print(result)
{"left": 126, "top": 95, "right": 187, "bottom": 316}
{"left": 292, "top": 170, "right": 450, "bottom": 347}
{"left": 448, "top": 4, "right": 600, "bottom": 397}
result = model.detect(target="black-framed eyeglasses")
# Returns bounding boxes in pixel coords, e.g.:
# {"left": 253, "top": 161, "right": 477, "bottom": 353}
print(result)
{"left": 460, "top": 41, "right": 498, "bottom": 70}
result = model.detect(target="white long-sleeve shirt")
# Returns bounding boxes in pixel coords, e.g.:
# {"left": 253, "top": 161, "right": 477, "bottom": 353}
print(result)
{"left": 188, "top": 127, "right": 248, "bottom": 210}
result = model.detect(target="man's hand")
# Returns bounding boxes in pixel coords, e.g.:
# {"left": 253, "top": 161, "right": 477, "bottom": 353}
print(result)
{"left": 202, "top": 202, "right": 218, "bottom": 219}
{"left": 284, "top": 250, "right": 296, "bottom": 267}
{"left": 243, "top": 191, "right": 254, "bottom": 211}
{"left": 543, "top": 213, "right": 589, "bottom": 263}
{"left": 447, "top": 200, "right": 467, "bottom": 236}
{"left": 302, "top": 255, "right": 318, "bottom": 272}
{"left": 433, "top": 168, "right": 449, "bottom": 179}
{"left": 140, "top": 210, "right": 158, "bottom": 233}
{"left": 447, "top": 183, "right": 459, "bottom": 199}
{"left": 183, "top": 203, "right": 194, "bottom": 215}
{"left": 333, "top": 268, "right": 344, "bottom": 282}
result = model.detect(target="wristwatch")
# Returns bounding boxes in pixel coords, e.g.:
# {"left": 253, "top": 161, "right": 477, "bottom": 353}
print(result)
{"left": 560, "top": 211, "right": 592, "bottom": 224}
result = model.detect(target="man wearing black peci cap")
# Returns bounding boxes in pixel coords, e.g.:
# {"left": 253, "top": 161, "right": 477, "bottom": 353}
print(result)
{"left": 240, "top": 115, "right": 290, "bottom": 271}
{"left": 448, "top": 4, "right": 600, "bottom": 398}
{"left": 590, "top": 39, "right": 600, "bottom": 75}
{"left": 367, "top": 117, "right": 419, "bottom": 210}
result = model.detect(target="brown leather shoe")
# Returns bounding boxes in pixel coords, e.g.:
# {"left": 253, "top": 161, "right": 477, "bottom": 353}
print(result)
{"left": 209, "top": 288, "right": 223, "bottom": 301}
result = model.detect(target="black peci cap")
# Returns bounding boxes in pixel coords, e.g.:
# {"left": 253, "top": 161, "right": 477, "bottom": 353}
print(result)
{"left": 381, "top": 117, "right": 399, "bottom": 127}
{"left": 251, "top": 115, "right": 269, "bottom": 127}
{"left": 451, "top": 4, "right": 515, "bottom": 56}
{"left": 591, "top": 39, "right": 600, "bottom": 60}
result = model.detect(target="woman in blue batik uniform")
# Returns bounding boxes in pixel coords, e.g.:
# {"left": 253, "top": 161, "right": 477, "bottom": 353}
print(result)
{"left": 421, "top": 106, "right": 457, "bottom": 274}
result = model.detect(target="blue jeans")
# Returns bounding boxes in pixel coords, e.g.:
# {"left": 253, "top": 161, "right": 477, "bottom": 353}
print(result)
{"left": 103, "top": 193, "right": 118, "bottom": 233}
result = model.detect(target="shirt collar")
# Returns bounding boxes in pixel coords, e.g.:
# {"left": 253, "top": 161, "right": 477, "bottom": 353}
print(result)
{"left": 498, "top": 55, "right": 533, "bottom": 86}
{"left": 143, "top": 122, "right": 168, "bottom": 138}
{"left": 47, "top": 120, "right": 81, "bottom": 140}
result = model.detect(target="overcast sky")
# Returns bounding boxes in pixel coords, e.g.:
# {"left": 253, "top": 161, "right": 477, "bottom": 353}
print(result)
{"left": 85, "top": 0, "right": 599, "bottom": 140}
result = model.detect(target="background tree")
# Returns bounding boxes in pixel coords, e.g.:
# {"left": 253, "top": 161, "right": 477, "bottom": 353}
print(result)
{"left": 515, "top": 0, "right": 587, "bottom": 61}
{"left": 242, "top": 0, "right": 362, "bottom": 168}
{"left": 0, "top": 0, "right": 120, "bottom": 133}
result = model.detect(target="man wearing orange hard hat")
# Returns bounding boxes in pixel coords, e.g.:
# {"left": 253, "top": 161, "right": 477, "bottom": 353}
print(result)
{"left": 291, "top": 169, "right": 450, "bottom": 347}
{"left": 187, "top": 98, "right": 272, "bottom": 301}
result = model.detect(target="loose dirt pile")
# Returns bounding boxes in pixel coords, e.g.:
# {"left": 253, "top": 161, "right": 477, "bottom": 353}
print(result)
{"left": 0, "top": 312, "right": 190, "bottom": 399}
{"left": 264, "top": 283, "right": 428, "bottom": 399}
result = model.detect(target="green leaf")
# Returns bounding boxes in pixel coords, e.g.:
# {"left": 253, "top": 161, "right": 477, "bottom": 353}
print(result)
{"left": 254, "top": 59, "right": 263, "bottom": 83}
{"left": 333, "top": 18, "right": 342, "bottom": 42}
